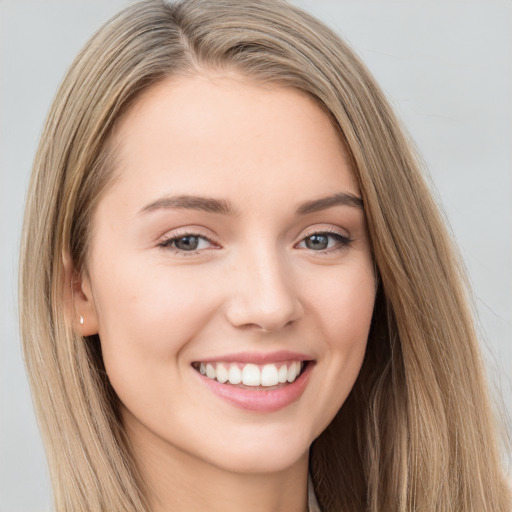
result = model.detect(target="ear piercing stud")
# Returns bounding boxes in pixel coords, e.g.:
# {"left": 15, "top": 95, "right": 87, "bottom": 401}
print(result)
{"left": 79, "top": 315, "right": 84, "bottom": 325}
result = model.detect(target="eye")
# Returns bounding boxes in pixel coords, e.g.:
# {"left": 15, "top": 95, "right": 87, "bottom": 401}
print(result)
{"left": 159, "top": 233, "right": 215, "bottom": 253}
{"left": 297, "top": 231, "right": 352, "bottom": 252}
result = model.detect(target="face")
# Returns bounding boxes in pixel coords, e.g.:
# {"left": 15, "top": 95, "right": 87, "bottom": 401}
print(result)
{"left": 76, "top": 74, "right": 376, "bottom": 476}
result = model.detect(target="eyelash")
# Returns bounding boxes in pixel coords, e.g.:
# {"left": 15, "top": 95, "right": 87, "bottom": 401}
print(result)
{"left": 158, "top": 230, "right": 218, "bottom": 256}
{"left": 158, "top": 229, "right": 353, "bottom": 256}
{"left": 297, "top": 229, "right": 353, "bottom": 254}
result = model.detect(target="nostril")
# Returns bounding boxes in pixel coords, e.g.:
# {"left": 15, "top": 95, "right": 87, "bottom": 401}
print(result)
{"left": 222, "top": 262, "right": 303, "bottom": 332}
{"left": 225, "top": 297, "right": 304, "bottom": 333}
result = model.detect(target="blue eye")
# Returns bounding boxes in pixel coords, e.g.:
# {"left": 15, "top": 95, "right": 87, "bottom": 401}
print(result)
{"left": 160, "top": 234, "right": 213, "bottom": 252}
{"left": 298, "top": 232, "right": 351, "bottom": 252}
{"left": 159, "top": 230, "right": 351, "bottom": 255}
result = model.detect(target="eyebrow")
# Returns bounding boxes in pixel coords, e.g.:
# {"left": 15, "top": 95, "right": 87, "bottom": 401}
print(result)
{"left": 139, "top": 195, "right": 237, "bottom": 216}
{"left": 295, "top": 192, "right": 363, "bottom": 215}
{"left": 139, "top": 192, "right": 363, "bottom": 217}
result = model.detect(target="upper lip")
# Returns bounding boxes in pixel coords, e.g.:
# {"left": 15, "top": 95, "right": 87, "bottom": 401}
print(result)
{"left": 192, "top": 350, "right": 313, "bottom": 365}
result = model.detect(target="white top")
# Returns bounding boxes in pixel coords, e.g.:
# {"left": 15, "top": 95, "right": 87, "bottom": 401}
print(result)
{"left": 308, "top": 475, "right": 322, "bottom": 512}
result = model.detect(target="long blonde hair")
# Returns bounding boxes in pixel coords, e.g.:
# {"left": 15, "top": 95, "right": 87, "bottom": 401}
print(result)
{"left": 19, "top": 0, "right": 510, "bottom": 510}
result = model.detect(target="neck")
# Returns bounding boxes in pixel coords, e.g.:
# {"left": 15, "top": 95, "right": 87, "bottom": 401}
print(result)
{"left": 150, "top": 461, "right": 310, "bottom": 512}
{"left": 126, "top": 417, "right": 310, "bottom": 512}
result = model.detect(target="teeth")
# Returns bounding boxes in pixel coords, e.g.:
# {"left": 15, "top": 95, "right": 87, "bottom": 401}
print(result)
{"left": 242, "top": 364, "right": 260, "bottom": 386}
{"left": 287, "top": 362, "right": 297, "bottom": 382}
{"left": 287, "top": 361, "right": 302, "bottom": 382}
{"left": 206, "top": 363, "right": 216, "bottom": 380}
{"left": 216, "top": 363, "right": 229, "bottom": 384}
{"left": 196, "top": 361, "right": 304, "bottom": 387}
{"left": 261, "top": 364, "right": 279, "bottom": 387}
{"left": 278, "top": 364, "right": 288, "bottom": 383}
{"left": 228, "top": 365, "right": 242, "bottom": 384}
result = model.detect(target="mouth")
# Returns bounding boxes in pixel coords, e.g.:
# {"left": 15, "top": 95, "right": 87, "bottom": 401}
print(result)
{"left": 191, "top": 355, "right": 315, "bottom": 412}
{"left": 191, "top": 360, "right": 308, "bottom": 389}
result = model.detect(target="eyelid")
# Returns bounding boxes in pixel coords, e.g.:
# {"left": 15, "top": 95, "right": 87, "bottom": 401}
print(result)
{"left": 157, "top": 227, "right": 220, "bottom": 252}
{"left": 295, "top": 225, "right": 353, "bottom": 253}
{"left": 156, "top": 224, "right": 353, "bottom": 255}
{"left": 300, "top": 225, "right": 350, "bottom": 240}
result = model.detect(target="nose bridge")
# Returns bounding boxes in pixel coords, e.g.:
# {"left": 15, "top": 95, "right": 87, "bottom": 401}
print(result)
{"left": 225, "top": 240, "right": 302, "bottom": 331}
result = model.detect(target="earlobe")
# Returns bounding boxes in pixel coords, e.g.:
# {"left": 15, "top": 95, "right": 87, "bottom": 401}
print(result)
{"left": 62, "top": 251, "right": 99, "bottom": 336}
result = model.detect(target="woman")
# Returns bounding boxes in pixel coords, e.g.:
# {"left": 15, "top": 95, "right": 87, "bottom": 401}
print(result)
{"left": 19, "top": 0, "right": 510, "bottom": 511}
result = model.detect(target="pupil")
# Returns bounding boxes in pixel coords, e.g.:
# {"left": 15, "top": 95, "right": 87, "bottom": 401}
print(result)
{"left": 176, "top": 236, "right": 199, "bottom": 251}
{"left": 306, "top": 234, "right": 328, "bottom": 250}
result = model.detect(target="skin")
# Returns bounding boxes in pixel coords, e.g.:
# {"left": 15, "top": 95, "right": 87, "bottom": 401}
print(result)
{"left": 71, "top": 73, "right": 376, "bottom": 512}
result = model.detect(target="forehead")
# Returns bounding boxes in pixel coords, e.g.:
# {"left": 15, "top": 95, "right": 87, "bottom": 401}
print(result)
{"left": 103, "top": 73, "right": 359, "bottom": 215}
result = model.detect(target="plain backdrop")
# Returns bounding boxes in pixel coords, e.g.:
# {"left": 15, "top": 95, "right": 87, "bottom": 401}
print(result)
{"left": 1, "top": 1, "right": 511, "bottom": 510}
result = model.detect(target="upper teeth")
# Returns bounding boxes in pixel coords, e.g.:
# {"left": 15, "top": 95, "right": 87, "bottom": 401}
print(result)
{"left": 198, "top": 361, "right": 303, "bottom": 387}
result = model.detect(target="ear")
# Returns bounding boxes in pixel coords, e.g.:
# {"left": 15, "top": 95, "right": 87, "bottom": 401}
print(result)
{"left": 62, "top": 251, "right": 99, "bottom": 336}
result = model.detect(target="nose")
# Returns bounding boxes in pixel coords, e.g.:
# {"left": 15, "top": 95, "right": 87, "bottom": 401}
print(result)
{"left": 224, "top": 246, "right": 303, "bottom": 332}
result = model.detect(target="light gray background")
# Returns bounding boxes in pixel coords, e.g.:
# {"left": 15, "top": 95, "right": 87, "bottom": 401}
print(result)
{"left": 1, "top": 1, "right": 511, "bottom": 510}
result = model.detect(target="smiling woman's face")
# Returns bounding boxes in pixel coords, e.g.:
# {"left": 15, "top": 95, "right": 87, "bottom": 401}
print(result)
{"left": 76, "top": 74, "right": 376, "bottom": 476}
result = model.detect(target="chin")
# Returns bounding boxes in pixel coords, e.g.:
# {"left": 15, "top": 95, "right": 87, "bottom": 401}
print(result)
{"left": 198, "top": 426, "right": 313, "bottom": 475}
{"left": 211, "top": 448, "right": 308, "bottom": 475}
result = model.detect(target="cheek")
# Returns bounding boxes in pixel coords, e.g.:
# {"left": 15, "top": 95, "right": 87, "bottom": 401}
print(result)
{"left": 310, "top": 260, "right": 376, "bottom": 343}
{"left": 305, "top": 262, "right": 375, "bottom": 428}
{"left": 90, "top": 263, "right": 228, "bottom": 427}
{"left": 90, "top": 261, "right": 221, "bottom": 377}
{"left": 330, "top": 267, "right": 375, "bottom": 368}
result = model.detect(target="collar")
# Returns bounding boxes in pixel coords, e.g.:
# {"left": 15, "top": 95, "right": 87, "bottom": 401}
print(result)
{"left": 308, "top": 474, "right": 321, "bottom": 512}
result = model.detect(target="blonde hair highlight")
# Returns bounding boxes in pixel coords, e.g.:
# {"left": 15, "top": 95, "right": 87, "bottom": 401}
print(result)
{"left": 19, "top": 0, "right": 510, "bottom": 510}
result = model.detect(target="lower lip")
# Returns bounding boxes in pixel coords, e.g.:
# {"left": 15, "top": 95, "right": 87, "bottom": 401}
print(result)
{"left": 195, "top": 362, "right": 314, "bottom": 412}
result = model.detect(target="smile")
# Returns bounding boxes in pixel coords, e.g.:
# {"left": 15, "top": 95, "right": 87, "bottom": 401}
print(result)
{"left": 192, "top": 354, "right": 314, "bottom": 412}
{"left": 193, "top": 361, "right": 305, "bottom": 387}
